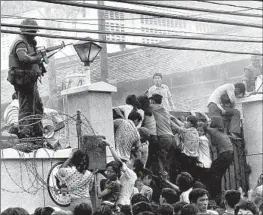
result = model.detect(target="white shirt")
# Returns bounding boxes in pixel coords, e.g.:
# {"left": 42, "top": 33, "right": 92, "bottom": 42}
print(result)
{"left": 117, "top": 163, "right": 137, "bottom": 205}
{"left": 3, "top": 99, "right": 19, "bottom": 125}
{"left": 148, "top": 84, "right": 175, "bottom": 111}
{"left": 57, "top": 166, "right": 94, "bottom": 199}
{"left": 198, "top": 135, "right": 212, "bottom": 168}
{"left": 180, "top": 187, "right": 193, "bottom": 203}
{"left": 208, "top": 83, "right": 236, "bottom": 107}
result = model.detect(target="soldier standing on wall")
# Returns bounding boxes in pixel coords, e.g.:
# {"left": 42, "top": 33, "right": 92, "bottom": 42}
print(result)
{"left": 7, "top": 18, "right": 47, "bottom": 144}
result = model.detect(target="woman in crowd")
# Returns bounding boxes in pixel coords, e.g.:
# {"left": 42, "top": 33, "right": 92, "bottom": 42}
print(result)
{"left": 97, "top": 160, "right": 121, "bottom": 211}
{"left": 56, "top": 149, "right": 95, "bottom": 211}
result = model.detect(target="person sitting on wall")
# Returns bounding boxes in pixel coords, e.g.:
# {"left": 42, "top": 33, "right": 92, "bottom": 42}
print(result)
{"left": 147, "top": 73, "right": 176, "bottom": 112}
{"left": 207, "top": 83, "right": 246, "bottom": 137}
{"left": 243, "top": 51, "right": 262, "bottom": 94}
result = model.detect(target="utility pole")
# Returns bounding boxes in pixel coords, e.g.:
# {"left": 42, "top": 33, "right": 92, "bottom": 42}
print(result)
{"left": 45, "top": 7, "right": 58, "bottom": 109}
{"left": 97, "top": 0, "right": 108, "bottom": 82}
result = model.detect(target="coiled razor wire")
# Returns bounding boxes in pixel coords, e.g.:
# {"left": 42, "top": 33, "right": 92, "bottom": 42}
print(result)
{"left": 1, "top": 111, "right": 99, "bottom": 194}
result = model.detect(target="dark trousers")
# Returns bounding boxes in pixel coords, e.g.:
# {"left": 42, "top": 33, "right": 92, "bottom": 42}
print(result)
{"left": 146, "top": 135, "right": 159, "bottom": 175}
{"left": 157, "top": 135, "right": 176, "bottom": 177}
{"left": 208, "top": 150, "right": 234, "bottom": 200}
{"left": 15, "top": 83, "right": 44, "bottom": 139}
{"left": 208, "top": 103, "right": 241, "bottom": 134}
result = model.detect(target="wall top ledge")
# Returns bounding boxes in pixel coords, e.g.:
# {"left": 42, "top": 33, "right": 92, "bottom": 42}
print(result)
{"left": 61, "top": 81, "right": 117, "bottom": 96}
{"left": 241, "top": 94, "right": 263, "bottom": 104}
{"left": 0, "top": 148, "right": 75, "bottom": 159}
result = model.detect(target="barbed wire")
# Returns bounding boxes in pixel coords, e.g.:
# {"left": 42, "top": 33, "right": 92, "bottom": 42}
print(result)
{"left": 1, "top": 111, "right": 101, "bottom": 194}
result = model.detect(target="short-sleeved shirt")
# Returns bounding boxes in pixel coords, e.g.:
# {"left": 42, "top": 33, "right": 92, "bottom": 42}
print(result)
{"left": 57, "top": 166, "right": 94, "bottom": 199}
{"left": 243, "top": 64, "right": 262, "bottom": 92}
{"left": 151, "top": 104, "right": 174, "bottom": 136}
{"left": 208, "top": 83, "right": 236, "bottom": 107}
{"left": 148, "top": 84, "right": 175, "bottom": 111}
{"left": 117, "top": 163, "right": 137, "bottom": 205}
{"left": 100, "top": 179, "right": 121, "bottom": 203}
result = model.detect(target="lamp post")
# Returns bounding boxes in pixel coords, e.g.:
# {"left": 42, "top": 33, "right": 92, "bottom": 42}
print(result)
{"left": 73, "top": 38, "right": 102, "bottom": 85}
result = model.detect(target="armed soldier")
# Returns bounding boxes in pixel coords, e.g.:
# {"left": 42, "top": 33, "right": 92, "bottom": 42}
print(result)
{"left": 7, "top": 18, "right": 47, "bottom": 143}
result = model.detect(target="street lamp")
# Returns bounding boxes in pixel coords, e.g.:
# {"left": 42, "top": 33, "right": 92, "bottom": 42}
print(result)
{"left": 73, "top": 38, "right": 102, "bottom": 85}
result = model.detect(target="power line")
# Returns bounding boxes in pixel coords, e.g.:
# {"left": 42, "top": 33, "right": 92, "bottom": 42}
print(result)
{"left": 1, "top": 29, "right": 262, "bottom": 56}
{"left": 3, "top": 14, "right": 262, "bottom": 40}
{"left": 196, "top": 0, "right": 263, "bottom": 11}
{"left": 115, "top": 0, "right": 262, "bottom": 18}
{"left": 34, "top": 0, "right": 263, "bottom": 29}
{"left": 2, "top": 23, "right": 262, "bottom": 44}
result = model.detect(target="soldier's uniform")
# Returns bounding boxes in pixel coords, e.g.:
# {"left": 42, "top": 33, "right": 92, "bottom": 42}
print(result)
{"left": 7, "top": 19, "right": 47, "bottom": 140}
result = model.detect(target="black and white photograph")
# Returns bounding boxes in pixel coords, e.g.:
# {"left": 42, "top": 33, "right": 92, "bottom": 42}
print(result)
{"left": 0, "top": 0, "right": 262, "bottom": 214}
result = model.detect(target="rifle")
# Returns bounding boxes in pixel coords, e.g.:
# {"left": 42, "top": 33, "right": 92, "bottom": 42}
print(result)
{"left": 31, "top": 41, "right": 72, "bottom": 64}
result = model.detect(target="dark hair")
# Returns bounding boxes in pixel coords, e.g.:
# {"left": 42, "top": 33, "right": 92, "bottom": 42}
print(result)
{"left": 74, "top": 203, "right": 92, "bottom": 215}
{"left": 193, "top": 181, "right": 206, "bottom": 189}
{"left": 225, "top": 190, "right": 241, "bottom": 208}
{"left": 158, "top": 203, "right": 174, "bottom": 215}
{"left": 132, "top": 202, "right": 152, "bottom": 215}
{"left": 173, "top": 201, "right": 188, "bottom": 214}
{"left": 189, "top": 188, "right": 209, "bottom": 204}
{"left": 133, "top": 159, "right": 144, "bottom": 178}
{"left": 181, "top": 204, "right": 199, "bottom": 215}
{"left": 128, "top": 110, "right": 142, "bottom": 122}
{"left": 235, "top": 200, "right": 259, "bottom": 215}
{"left": 33, "top": 208, "right": 42, "bottom": 215}
{"left": 40, "top": 207, "right": 54, "bottom": 215}
{"left": 137, "top": 95, "right": 152, "bottom": 116}
{"left": 176, "top": 172, "right": 194, "bottom": 192}
{"left": 120, "top": 205, "right": 132, "bottom": 215}
{"left": 12, "top": 92, "right": 18, "bottom": 100}
{"left": 106, "top": 160, "right": 122, "bottom": 179}
{"left": 150, "top": 202, "right": 159, "bottom": 215}
{"left": 71, "top": 150, "right": 89, "bottom": 173}
{"left": 186, "top": 115, "right": 198, "bottom": 128}
{"left": 113, "top": 108, "right": 125, "bottom": 120}
{"left": 234, "top": 83, "right": 246, "bottom": 96}
{"left": 210, "top": 116, "right": 224, "bottom": 132}
{"left": 141, "top": 168, "right": 153, "bottom": 180}
{"left": 131, "top": 193, "right": 150, "bottom": 206}
{"left": 161, "top": 188, "right": 178, "bottom": 204}
{"left": 1, "top": 208, "right": 30, "bottom": 215}
{"left": 153, "top": 73, "right": 162, "bottom": 79}
{"left": 126, "top": 94, "right": 140, "bottom": 111}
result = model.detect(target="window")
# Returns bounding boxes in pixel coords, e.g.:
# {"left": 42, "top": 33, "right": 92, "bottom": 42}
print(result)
{"left": 105, "top": 11, "right": 124, "bottom": 20}
{"left": 105, "top": 22, "right": 125, "bottom": 41}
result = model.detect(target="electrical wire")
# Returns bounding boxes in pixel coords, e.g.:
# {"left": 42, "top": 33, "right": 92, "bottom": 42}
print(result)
{"left": 1, "top": 29, "right": 262, "bottom": 56}
{"left": 34, "top": 0, "right": 263, "bottom": 29}
{"left": 2, "top": 14, "right": 262, "bottom": 40}
{"left": 2, "top": 23, "right": 262, "bottom": 43}
{"left": 114, "top": 0, "right": 263, "bottom": 18}
{"left": 195, "top": 0, "right": 263, "bottom": 11}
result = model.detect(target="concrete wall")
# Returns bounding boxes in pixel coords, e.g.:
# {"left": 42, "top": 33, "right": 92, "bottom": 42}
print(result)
{"left": 1, "top": 149, "right": 72, "bottom": 213}
{"left": 242, "top": 95, "right": 263, "bottom": 189}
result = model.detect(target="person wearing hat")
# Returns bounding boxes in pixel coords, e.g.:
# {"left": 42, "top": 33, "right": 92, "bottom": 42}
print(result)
{"left": 243, "top": 51, "right": 262, "bottom": 93}
{"left": 148, "top": 73, "right": 176, "bottom": 112}
{"left": 7, "top": 18, "right": 47, "bottom": 143}
{"left": 149, "top": 93, "right": 176, "bottom": 178}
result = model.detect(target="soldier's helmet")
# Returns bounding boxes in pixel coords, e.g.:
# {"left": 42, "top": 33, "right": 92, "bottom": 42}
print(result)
{"left": 20, "top": 18, "right": 39, "bottom": 32}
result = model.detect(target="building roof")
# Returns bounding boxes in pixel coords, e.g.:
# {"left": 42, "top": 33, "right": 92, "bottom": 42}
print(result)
{"left": 1, "top": 27, "right": 262, "bottom": 104}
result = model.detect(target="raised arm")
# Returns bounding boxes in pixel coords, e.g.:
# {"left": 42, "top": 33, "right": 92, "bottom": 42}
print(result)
{"left": 102, "top": 139, "right": 122, "bottom": 163}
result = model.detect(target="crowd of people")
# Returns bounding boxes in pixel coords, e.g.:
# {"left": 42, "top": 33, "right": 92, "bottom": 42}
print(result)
{"left": 2, "top": 71, "right": 263, "bottom": 215}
